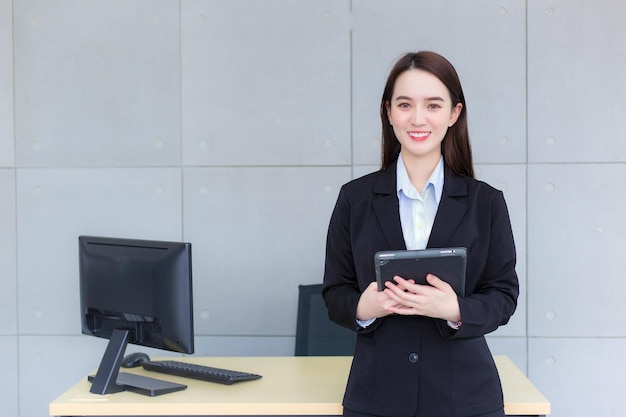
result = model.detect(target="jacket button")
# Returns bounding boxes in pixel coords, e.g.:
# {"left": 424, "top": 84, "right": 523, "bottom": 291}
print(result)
{"left": 408, "top": 353, "right": 418, "bottom": 363}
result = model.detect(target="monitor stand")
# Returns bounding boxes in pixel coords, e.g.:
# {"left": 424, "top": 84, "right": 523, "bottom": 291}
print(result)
{"left": 88, "top": 328, "right": 187, "bottom": 396}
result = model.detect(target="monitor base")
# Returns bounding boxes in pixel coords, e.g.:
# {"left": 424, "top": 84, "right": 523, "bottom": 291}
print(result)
{"left": 88, "top": 372, "right": 187, "bottom": 397}
{"left": 88, "top": 328, "right": 186, "bottom": 396}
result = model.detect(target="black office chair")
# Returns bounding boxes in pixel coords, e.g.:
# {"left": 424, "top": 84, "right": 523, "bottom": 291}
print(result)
{"left": 295, "top": 284, "right": 356, "bottom": 356}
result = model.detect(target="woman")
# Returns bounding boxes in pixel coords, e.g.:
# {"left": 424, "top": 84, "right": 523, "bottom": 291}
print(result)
{"left": 322, "top": 51, "right": 519, "bottom": 417}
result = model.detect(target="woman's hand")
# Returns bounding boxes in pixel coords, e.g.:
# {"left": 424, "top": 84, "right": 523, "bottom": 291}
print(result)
{"left": 356, "top": 282, "right": 400, "bottom": 321}
{"left": 383, "top": 274, "right": 461, "bottom": 322}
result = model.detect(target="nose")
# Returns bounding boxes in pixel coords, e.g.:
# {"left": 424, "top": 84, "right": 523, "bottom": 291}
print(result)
{"left": 410, "top": 106, "right": 426, "bottom": 125}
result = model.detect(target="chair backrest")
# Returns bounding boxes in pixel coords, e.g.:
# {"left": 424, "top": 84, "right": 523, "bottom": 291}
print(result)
{"left": 295, "top": 284, "right": 356, "bottom": 356}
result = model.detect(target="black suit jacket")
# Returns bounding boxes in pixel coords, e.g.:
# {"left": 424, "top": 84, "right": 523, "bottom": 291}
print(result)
{"left": 322, "top": 162, "right": 519, "bottom": 417}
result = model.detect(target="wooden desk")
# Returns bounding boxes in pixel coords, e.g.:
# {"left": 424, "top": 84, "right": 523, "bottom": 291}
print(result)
{"left": 50, "top": 355, "right": 550, "bottom": 416}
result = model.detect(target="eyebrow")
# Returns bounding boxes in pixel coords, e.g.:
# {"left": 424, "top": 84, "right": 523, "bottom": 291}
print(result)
{"left": 394, "top": 95, "right": 445, "bottom": 102}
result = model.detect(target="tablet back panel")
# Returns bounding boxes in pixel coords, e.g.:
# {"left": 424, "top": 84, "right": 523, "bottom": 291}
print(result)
{"left": 375, "top": 248, "right": 467, "bottom": 296}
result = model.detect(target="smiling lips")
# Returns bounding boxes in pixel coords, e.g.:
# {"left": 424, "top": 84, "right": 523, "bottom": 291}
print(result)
{"left": 408, "top": 131, "right": 431, "bottom": 141}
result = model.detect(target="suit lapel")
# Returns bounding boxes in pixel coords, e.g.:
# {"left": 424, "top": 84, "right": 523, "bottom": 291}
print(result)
{"left": 428, "top": 165, "right": 469, "bottom": 248}
{"left": 372, "top": 165, "right": 406, "bottom": 250}
{"left": 371, "top": 162, "right": 469, "bottom": 250}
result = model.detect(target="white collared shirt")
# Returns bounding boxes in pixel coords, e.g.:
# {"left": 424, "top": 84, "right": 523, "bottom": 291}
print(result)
{"left": 396, "top": 154, "right": 444, "bottom": 250}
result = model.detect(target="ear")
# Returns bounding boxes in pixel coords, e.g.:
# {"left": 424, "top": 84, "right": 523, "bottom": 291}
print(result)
{"left": 448, "top": 102, "right": 463, "bottom": 127}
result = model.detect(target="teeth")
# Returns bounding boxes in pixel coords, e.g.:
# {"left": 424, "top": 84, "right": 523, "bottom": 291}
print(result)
{"left": 409, "top": 132, "right": 429, "bottom": 138}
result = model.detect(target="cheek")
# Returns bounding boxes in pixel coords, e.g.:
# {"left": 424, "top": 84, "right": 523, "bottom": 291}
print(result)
{"left": 389, "top": 110, "right": 407, "bottom": 126}
{"left": 429, "top": 114, "right": 453, "bottom": 129}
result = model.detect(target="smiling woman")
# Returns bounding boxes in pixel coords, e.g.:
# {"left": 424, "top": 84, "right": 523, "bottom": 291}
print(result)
{"left": 322, "top": 51, "right": 518, "bottom": 417}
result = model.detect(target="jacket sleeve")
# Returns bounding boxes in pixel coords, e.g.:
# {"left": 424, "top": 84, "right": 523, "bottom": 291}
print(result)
{"left": 442, "top": 190, "right": 519, "bottom": 339}
{"left": 321, "top": 186, "right": 366, "bottom": 332}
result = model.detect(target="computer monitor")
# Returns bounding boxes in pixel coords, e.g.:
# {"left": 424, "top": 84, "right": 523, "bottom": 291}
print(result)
{"left": 79, "top": 235, "right": 194, "bottom": 396}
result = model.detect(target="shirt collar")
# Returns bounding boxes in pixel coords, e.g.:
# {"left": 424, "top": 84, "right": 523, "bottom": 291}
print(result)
{"left": 396, "top": 154, "right": 444, "bottom": 204}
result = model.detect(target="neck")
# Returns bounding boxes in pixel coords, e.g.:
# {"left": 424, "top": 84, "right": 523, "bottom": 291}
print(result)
{"left": 400, "top": 151, "right": 441, "bottom": 194}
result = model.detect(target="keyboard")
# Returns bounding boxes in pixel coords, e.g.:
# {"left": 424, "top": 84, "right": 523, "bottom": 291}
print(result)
{"left": 141, "top": 360, "right": 262, "bottom": 385}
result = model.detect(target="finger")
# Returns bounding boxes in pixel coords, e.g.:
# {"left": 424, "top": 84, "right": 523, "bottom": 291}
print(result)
{"left": 387, "top": 304, "right": 419, "bottom": 315}
{"left": 391, "top": 276, "right": 417, "bottom": 292}
{"left": 393, "top": 278, "right": 431, "bottom": 295}
{"left": 426, "top": 274, "right": 451, "bottom": 291}
{"left": 383, "top": 287, "right": 403, "bottom": 301}
{"left": 366, "top": 281, "right": 380, "bottom": 293}
{"left": 385, "top": 278, "right": 405, "bottom": 293}
{"left": 383, "top": 287, "right": 415, "bottom": 307}
{"left": 393, "top": 275, "right": 410, "bottom": 285}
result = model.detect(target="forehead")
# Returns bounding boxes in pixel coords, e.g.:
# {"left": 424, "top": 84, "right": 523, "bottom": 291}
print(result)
{"left": 392, "top": 69, "right": 451, "bottom": 101}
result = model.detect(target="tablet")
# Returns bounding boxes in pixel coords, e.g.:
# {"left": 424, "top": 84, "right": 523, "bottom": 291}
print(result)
{"left": 374, "top": 247, "right": 467, "bottom": 296}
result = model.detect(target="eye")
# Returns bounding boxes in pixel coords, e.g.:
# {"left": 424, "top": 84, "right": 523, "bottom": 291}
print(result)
{"left": 427, "top": 103, "right": 442, "bottom": 110}
{"left": 397, "top": 102, "right": 411, "bottom": 109}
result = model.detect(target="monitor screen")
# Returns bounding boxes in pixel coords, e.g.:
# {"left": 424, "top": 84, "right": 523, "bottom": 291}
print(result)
{"left": 79, "top": 235, "right": 194, "bottom": 395}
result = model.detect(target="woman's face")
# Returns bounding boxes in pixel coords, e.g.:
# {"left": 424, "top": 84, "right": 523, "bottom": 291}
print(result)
{"left": 386, "top": 69, "right": 462, "bottom": 163}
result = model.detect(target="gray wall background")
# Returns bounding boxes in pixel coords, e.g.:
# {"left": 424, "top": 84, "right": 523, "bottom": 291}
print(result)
{"left": 1, "top": 1, "right": 625, "bottom": 416}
